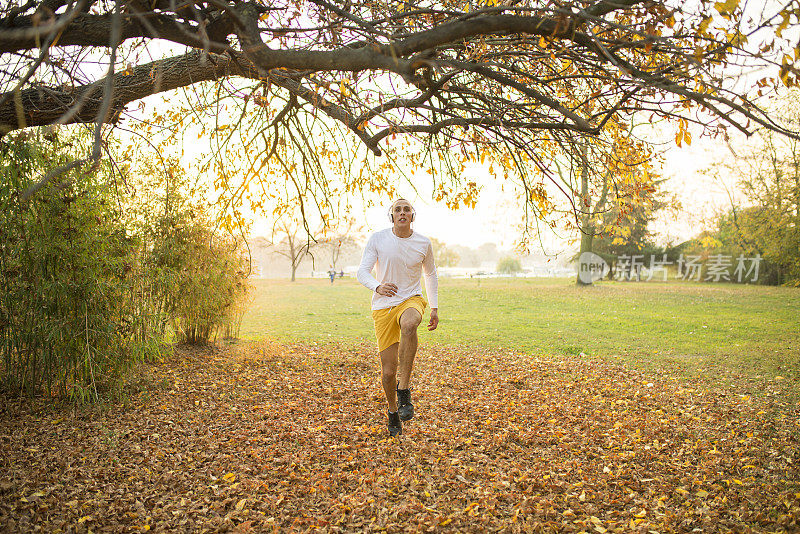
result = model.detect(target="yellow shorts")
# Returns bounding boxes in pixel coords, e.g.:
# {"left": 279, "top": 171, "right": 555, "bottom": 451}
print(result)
{"left": 372, "top": 295, "right": 427, "bottom": 352}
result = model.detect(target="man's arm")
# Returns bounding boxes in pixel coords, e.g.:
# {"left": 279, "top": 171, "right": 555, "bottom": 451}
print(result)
{"left": 357, "top": 234, "right": 399, "bottom": 297}
{"left": 423, "top": 240, "right": 439, "bottom": 331}
{"left": 356, "top": 235, "right": 381, "bottom": 291}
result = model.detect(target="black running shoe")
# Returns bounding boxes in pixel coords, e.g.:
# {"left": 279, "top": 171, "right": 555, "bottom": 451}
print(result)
{"left": 397, "top": 387, "right": 414, "bottom": 421}
{"left": 387, "top": 410, "right": 402, "bottom": 436}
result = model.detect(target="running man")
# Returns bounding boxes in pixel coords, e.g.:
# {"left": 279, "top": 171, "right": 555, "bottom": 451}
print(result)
{"left": 357, "top": 199, "right": 439, "bottom": 436}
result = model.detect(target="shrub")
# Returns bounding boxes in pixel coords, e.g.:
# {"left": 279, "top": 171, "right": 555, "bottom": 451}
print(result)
{"left": 129, "top": 158, "right": 252, "bottom": 345}
{"left": 0, "top": 134, "right": 252, "bottom": 400}
{"left": 150, "top": 211, "right": 251, "bottom": 345}
{"left": 497, "top": 257, "right": 523, "bottom": 274}
{"left": 0, "top": 133, "right": 146, "bottom": 400}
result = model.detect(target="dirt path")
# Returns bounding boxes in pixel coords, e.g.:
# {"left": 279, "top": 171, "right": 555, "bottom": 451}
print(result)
{"left": 1, "top": 341, "right": 798, "bottom": 532}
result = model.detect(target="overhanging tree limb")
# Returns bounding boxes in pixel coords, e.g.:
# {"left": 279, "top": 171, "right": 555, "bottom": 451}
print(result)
{"left": 0, "top": 50, "right": 259, "bottom": 132}
{"left": 2, "top": 0, "right": 800, "bottom": 220}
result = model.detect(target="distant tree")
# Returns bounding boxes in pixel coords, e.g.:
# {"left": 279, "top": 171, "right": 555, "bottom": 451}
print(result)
{"left": 590, "top": 178, "right": 677, "bottom": 279}
{"left": 497, "top": 257, "right": 523, "bottom": 274}
{"left": 322, "top": 236, "right": 359, "bottom": 271}
{"left": 548, "top": 132, "right": 659, "bottom": 285}
{"left": 695, "top": 205, "right": 797, "bottom": 285}
{"left": 268, "top": 212, "right": 364, "bottom": 280}
{"left": 269, "top": 218, "right": 313, "bottom": 282}
{"left": 478, "top": 243, "right": 500, "bottom": 264}
{"left": 318, "top": 217, "right": 362, "bottom": 271}
{"left": 450, "top": 242, "right": 506, "bottom": 268}
{"left": 430, "top": 238, "right": 460, "bottom": 268}
{"left": 703, "top": 91, "right": 800, "bottom": 285}
{"left": 451, "top": 245, "right": 481, "bottom": 268}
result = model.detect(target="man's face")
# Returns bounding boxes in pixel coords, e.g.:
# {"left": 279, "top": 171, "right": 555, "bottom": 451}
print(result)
{"left": 392, "top": 200, "right": 414, "bottom": 228}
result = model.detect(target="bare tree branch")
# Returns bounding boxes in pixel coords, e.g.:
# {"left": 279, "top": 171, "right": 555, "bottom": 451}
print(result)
{"left": 2, "top": 0, "right": 799, "bottom": 216}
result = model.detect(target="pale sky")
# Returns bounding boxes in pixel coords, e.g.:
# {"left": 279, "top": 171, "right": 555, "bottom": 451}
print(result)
{"left": 350, "top": 122, "right": 759, "bottom": 255}
{"left": 240, "top": 131, "right": 747, "bottom": 255}
{"left": 127, "top": 44, "right": 791, "bottom": 256}
{"left": 654, "top": 137, "right": 744, "bottom": 244}
{"left": 97, "top": 0, "right": 799, "bottom": 258}
{"left": 129, "top": 91, "right": 755, "bottom": 256}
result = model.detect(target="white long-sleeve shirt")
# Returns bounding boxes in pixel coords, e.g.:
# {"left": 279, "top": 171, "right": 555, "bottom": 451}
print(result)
{"left": 357, "top": 228, "right": 439, "bottom": 311}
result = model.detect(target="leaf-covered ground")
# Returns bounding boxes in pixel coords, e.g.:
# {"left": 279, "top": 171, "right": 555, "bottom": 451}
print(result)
{"left": 1, "top": 341, "right": 799, "bottom": 533}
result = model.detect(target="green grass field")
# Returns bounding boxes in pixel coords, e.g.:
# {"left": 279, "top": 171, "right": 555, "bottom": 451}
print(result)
{"left": 240, "top": 277, "right": 800, "bottom": 378}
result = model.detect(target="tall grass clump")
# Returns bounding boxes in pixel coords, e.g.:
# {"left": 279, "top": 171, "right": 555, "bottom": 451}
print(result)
{"left": 0, "top": 132, "right": 147, "bottom": 401}
{"left": 125, "top": 157, "right": 252, "bottom": 346}
{"left": 152, "top": 219, "right": 251, "bottom": 344}
{"left": 0, "top": 134, "right": 252, "bottom": 401}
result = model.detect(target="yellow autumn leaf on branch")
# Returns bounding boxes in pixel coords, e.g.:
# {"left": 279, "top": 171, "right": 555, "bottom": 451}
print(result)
{"left": 698, "top": 16, "right": 713, "bottom": 35}
{"left": 727, "top": 31, "right": 748, "bottom": 47}
{"left": 776, "top": 13, "right": 791, "bottom": 37}
{"left": 715, "top": 0, "right": 740, "bottom": 15}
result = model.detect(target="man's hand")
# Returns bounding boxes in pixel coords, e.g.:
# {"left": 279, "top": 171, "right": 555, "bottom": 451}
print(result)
{"left": 428, "top": 308, "right": 439, "bottom": 331}
{"left": 375, "top": 283, "right": 398, "bottom": 297}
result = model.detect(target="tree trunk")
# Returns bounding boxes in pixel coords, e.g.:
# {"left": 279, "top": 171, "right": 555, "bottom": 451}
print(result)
{"left": 287, "top": 231, "right": 297, "bottom": 282}
{"left": 576, "top": 224, "right": 595, "bottom": 286}
{"left": 576, "top": 144, "right": 593, "bottom": 286}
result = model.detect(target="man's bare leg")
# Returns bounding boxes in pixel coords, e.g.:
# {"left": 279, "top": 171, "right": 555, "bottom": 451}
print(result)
{"left": 379, "top": 342, "right": 399, "bottom": 411}
{"left": 397, "top": 308, "right": 422, "bottom": 389}
{"left": 380, "top": 342, "right": 403, "bottom": 435}
{"left": 396, "top": 308, "right": 422, "bottom": 423}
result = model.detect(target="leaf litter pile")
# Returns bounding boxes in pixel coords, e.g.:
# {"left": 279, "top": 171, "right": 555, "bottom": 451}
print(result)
{"left": 1, "top": 341, "right": 799, "bottom": 533}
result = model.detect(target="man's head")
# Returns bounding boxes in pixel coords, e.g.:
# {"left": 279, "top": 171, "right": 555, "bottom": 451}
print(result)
{"left": 389, "top": 199, "right": 415, "bottom": 227}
